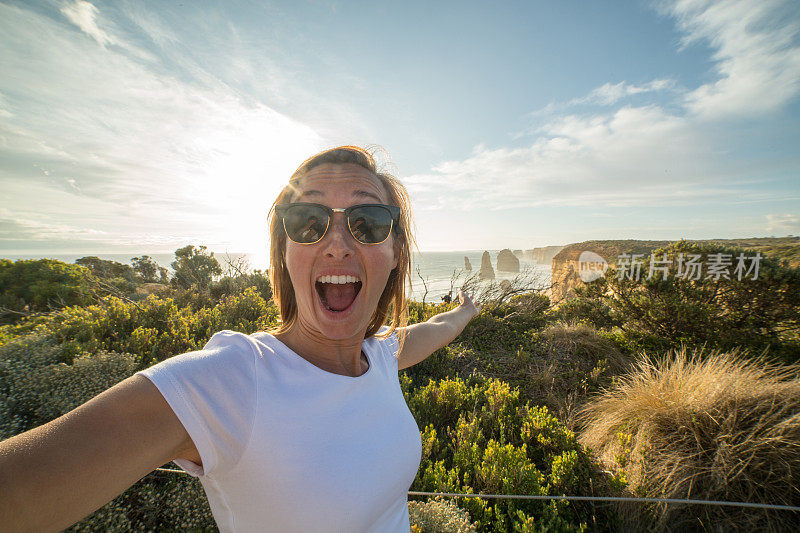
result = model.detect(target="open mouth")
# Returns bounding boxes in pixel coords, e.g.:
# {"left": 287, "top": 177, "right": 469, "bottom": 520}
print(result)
{"left": 315, "top": 274, "right": 363, "bottom": 313}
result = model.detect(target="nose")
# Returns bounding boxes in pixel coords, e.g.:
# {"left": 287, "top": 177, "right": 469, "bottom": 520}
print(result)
{"left": 321, "top": 212, "right": 354, "bottom": 259}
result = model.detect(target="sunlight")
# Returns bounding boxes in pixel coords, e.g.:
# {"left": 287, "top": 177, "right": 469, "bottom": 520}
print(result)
{"left": 180, "top": 104, "right": 323, "bottom": 257}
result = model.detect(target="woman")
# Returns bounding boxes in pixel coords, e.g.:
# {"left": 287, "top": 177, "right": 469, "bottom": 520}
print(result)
{"left": 0, "top": 146, "right": 480, "bottom": 532}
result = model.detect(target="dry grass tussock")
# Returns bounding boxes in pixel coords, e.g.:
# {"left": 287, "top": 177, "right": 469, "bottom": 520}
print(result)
{"left": 579, "top": 347, "right": 800, "bottom": 532}
{"left": 530, "top": 321, "right": 628, "bottom": 425}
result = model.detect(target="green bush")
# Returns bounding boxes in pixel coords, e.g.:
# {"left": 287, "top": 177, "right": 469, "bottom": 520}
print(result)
{"left": 0, "top": 259, "right": 96, "bottom": 323}
{"left": 561, "top": 241, "right": 800, "bottom": 361}
{"left": 1, "top": 287, "right": 280, "bottom": 368}
{"left": 405, "top": 376, "right": 603, "bottom": 532}
{"left": 0, "top": 333, "right": 137, "bottom": 437}
{"left": 67, "top": 472, "right": 215, "bottom": 532}
{"left": 409, "top": 495, "right": 478, "bottom": 532}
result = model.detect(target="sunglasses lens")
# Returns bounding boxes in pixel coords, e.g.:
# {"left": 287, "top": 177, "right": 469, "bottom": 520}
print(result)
{"left": 348, "top": 205, "right": 393, "bottom": 244}
{"left": 283, "top": 205, "right": 329, "bottom": 243}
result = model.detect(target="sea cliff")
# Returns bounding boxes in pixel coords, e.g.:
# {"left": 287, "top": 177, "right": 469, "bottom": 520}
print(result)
{"left": 549, "top": 236, "right": 800, "bottom": 303}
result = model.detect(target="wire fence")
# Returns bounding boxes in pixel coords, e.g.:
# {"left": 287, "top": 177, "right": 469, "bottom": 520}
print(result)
{"left": 153, "top": 468, "right": 800, "bottom": 513}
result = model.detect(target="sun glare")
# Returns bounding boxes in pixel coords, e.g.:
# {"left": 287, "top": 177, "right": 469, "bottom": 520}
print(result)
{"left": 175, "top": 105, "right": 322, "bottom": 258}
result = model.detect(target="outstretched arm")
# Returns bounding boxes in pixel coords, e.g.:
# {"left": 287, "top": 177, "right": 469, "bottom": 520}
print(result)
{"left": 397, "top": 289, "right": 481, "bottom": 370}
{"left": 0, "top": 375, "right": 199, "bottom": 532}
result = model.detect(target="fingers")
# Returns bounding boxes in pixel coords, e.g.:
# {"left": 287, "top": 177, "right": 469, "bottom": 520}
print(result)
{"left": 456, "top": 288, "right": 481, "bottom": 316}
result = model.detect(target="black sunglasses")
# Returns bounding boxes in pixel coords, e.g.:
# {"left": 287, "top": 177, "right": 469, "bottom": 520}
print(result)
{"left": 276, "top": 202, "right": 401, "bottom": 245}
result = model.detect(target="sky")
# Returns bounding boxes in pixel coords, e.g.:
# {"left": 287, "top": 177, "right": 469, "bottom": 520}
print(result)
{"left": 1, "top": 0, "right": 799, "bottom": 259}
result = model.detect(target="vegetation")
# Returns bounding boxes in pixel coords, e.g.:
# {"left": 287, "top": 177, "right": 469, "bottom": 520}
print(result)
{"left": 0, "top": 259, "right": 96, "bottom": 321}
{"left": 170, "top": 245, "right": 223, "bottom": 291}
{"left": 409, "top": 496, "right": 478, "bottom": 532}
{"left": 579, "top": 349, "right": 800, "bottom": 532}
{"left": 1, "top": 238, "right": 799, "bottom": 531}
{"left": 557, "top": 240, "right": 800, "bottom": 362}
{"left": 131, "top": 255, "right": 169, "bottom": 284}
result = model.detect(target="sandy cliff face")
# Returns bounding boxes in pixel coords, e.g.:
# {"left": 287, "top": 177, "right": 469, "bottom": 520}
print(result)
{"left": 549, "top": 240, "right": 669, "bottom": 303}
{"left": 548, "top": 236, "right": 800, "bottom": 304}
{"left": 525, "top": 245, "right": 565, "bottom": 264}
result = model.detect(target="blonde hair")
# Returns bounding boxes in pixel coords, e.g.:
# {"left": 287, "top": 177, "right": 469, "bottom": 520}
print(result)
{"left": 267, "top": 146, "right": 415, "bottom": 342}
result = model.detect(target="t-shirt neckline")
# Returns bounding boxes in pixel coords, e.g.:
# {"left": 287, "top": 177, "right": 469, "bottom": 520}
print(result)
{"left": 264, "top": 333, "right": 374, "bottom": 380}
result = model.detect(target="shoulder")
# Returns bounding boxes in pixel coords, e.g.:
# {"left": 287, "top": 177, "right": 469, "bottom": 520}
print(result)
{"left": 204, "top": 329, "right": 261, "bottom": 356}
{"left": 138, "top": 330, "right": 259, "bottom": 383}
{"left": 136, "top": 330, "right": 260, "bottom": 477}
{"left": 366, "top": 326, "right": 400, "bottom": 360}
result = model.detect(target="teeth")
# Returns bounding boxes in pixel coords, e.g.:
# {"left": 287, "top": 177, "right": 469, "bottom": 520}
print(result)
{"left": 317, "top": 275, "right": 360, "bottom": 284}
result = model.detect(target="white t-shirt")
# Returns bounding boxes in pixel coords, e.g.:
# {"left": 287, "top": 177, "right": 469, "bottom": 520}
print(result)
{"left": 137, "top": 328, "right": 422, "bottom": 532}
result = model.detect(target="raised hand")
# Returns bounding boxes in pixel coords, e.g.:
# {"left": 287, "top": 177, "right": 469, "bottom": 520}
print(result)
{"left": 457, "top": 288, "right": 481, "bottom": 318}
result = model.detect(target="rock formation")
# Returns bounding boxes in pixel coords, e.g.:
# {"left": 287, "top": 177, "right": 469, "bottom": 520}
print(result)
{"left": 497, "top": 249, "right": 520, "bottom": 272}
{"left": 524, "top": 245, "right": 565, "bottom": 264}
{"left": 542, "top": 236, "right": 799, "bottom": 304}
{"left": 549, "top": 240, "right": 669, "bottom": 303}
{"left": 464, "top": 256, "right": 472, "bottom": 271}
{"left": 479, "top": 251, "right": 494, "bottom": 280}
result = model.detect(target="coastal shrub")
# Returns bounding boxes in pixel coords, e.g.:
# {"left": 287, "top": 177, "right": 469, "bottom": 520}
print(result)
{"left": 407, "top": 318, "right": 627, "bottom": 424}
{"left": 408, "top": 300, "right": 459, "bottom": 325}
{"left": 211, "top": 269, "right": 272, "bottom": 302}
{"left": 579, "top": 348, "right": 800, "bottom": 532}
{"left": 67, "top": 471, "right": 215, "bottom": 532}
{"left": 171, "top": 245, "right": 222, "bottom": 291}
{"left": 173, "top": 269, "right": 272, "bottom": 311}
{"left": 0, "top": 332, "right": 213, "bottom": 530}
{"left": 563, "top": 241, "right": 800, "bottom": 361}
{"left": 0, "top": 259, "right": 96, "bottom": 323}
{"left": 75, "top": 256, "right": 137, "bottom": 283}
{"left": 405, "top": 376, "right": 604, "bottom": 532}
{"left": 457, "top": 313, "right": 533, "bottom": 355}
{"left": 408, "top": 495, "right": 478, "bottom": 532}
{"left": 0, "top": 333, "right": 67, "bottom": 437}
{"left": 551, "top": 291, "right": 616, "bottom": 331}
{"left": 0, "top": 332, "right": 137, "bottom": 437}
{"left": 131, "top": 255, "right": 169, "bottom": 284}
{"left": 16, "top": 288, "right": 281, "bottom": 367}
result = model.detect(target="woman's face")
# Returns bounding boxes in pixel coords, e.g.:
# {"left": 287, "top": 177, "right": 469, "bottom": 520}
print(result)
{"left": 284, "top": 163, "right": 398, "bottom": 341}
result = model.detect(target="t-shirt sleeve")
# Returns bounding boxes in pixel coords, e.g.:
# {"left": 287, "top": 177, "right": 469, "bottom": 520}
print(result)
{"left": 136, "top": 330, "right": 258, "bottom": 477}
{"left": 375, "top": 326, "right": 400, "bottom": 363}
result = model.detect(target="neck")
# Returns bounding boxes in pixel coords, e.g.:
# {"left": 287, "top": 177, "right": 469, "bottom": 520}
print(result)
{"left": 274, "top": 319, "right": 369, "bottom": 377}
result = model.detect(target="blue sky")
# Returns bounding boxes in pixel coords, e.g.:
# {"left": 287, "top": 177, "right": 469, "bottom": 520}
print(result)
{"left": 1, "top": 0, "right": 799, "bottom": 257}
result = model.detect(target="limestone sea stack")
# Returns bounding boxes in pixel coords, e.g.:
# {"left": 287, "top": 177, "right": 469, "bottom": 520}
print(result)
{"left": 479, "top": 251, "right": 495, "bottom": 280}
{"left": 464, "top": 256, "right": 472, "bottom": 271}
{"left": 497, "top": 248, "right": 520, "bottom": 272}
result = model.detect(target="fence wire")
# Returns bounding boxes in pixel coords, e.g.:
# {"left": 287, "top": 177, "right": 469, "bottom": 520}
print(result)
{"left": 153, "top": 468, "right": 800, "bottom": 512}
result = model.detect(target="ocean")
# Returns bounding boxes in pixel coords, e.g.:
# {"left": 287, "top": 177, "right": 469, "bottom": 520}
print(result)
{"left": 3, "top": 250, "right": 551, "bottom": 302}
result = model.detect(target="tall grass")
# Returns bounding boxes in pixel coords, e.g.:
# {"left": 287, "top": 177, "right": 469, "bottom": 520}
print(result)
{"left": 533, "top": 321, "right": 628, "bottom": 426}
{"left": 579, "top": 348, "right": 800, "bottom": 531}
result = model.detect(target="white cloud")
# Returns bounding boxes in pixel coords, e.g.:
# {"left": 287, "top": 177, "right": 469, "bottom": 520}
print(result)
{"left": 0, "top": 2, "right": 326, "bottom": 253}
{"left": 60, "top": 0, "right": 114, "bottom": 46}
{"left": 574, "top": 79, "right": 677, "bottom": 107}
{"left": 666, "top": 0, "right": 800, "bottom": 119}
{"left": 408, "top": 105, "right": 734, "bottom": 210}
{"left": 765, "top": 214, "right": 800, "bottom": 234}
{"left": 525, "top": 78, "right": 677, "bottom": 120}
{"left": 416, "top": 0, "right": 800, "bottom": 210}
